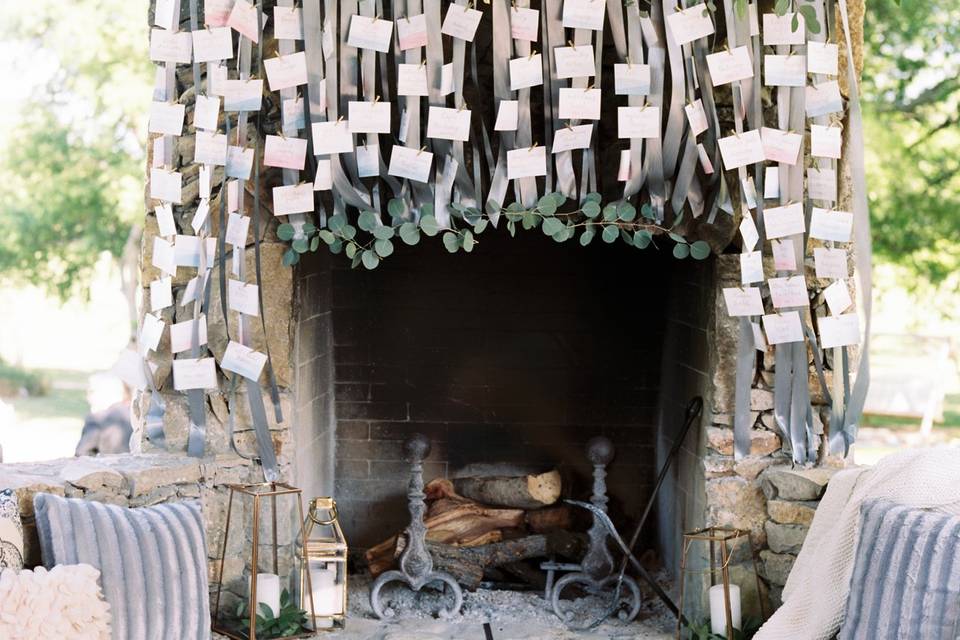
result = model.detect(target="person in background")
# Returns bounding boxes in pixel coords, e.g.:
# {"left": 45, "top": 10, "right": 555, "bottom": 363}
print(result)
{"left": 75, "top": 372, "right": 132, "bottom": 456}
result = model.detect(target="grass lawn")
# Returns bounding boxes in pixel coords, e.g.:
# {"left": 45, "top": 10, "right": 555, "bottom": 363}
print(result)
{"left": 856, "top": 393, "right": 960, "bottom": 465}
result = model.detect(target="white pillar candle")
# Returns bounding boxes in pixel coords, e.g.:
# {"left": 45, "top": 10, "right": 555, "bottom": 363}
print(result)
{"left": 708, "top": 583, "right": 742, "bottom": 636}
{"left": 308, "top": 561, "right": 341, "bottom": 616}
{"left": 254, "top": 573, "right": 281, "bottom": 617}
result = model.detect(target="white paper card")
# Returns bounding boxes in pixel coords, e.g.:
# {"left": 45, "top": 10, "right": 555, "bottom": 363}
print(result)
{"left": 225, "top": 213, "right": 250, "bottom": 246}
{"left": 194, "top": 131, "right": 228, "bottom": 165}
{"left": 761, "top": 127, "right": 802, "bottom": 165}
{"left": 772, "top": 238, "right": 798, "bottom": 271}
{"left": 173, "top": 358, "right": 218, "bottom": 391}
{"left": 617, "top": 149, "right": 631, "bottom": 181}
{"left": 764, "top": 166, "right": 780, "bottom": 199}
{"left": 222, "top": 79, "right": 263, "bottom": 112}
{"left": 397, "top": 63, "right": 429, "bottom": 96}
{"left": 441, "top": 6, "right": 483, "bottom": 41}
{"left": 718, "top": 129, "right": 764, "bottom": 170}
{"left": 552, "top": 124, "right": 593, "bottom": 154}
{"left": 152, "top": 237, "right": 177, "bottom": 275}
{"left": 811, "top": 125, "right": 842, "bottom": 159}
{"left": 155, "top": 0, "right": 177, "bottom": 30}
{"left": 618, "top": 106, "right": 661, "bottom": 139}
{"left": 174, "top": 235, "right": 216, "bottom": 268}
{"left": 150, "top": 29, "right": 192, "bottom": 63}
{"left": 348, "top": 101, "right": 392, "bottom": 134}
{"left": 193, "top": 26, "right": 234, "bottom": 63}
{"left": 208, "top": 63, "right": 228, "bottom": 96}
{"left": 264, "top": 135, "right": 307, "bottom": 170}
{"left": 221, "top": 341, "right": 268, "bottom": 381}
{"left": 510, "top": 54, "right": 544, "bottom": 90}
{"left": 814, "top": 247, "right": 848, "bottom": 279}
{"left": 762, "top": 13, "right": 805, "bottom": 45}
{"left": 398, "top": 109, "right": 410, "bottom": 143}
{"left": 762, "top": 311, "right": 804, "bottom": 344}
{"left": 227, "top": 0, "right": 260, "bottom": 43}
{"left": 388, "top": 146, "right": 433, "bottom": 183}
{"left": 764, "top": 54, "right": 806, "bottom": 87}
{"left": 156, "top": 203, "right": 176, "bottom": 237}
{"left": 265, "top": 52, "right": 308, "bottom": 91}
{"left": 819, "top": 313, "right": 860, "bottom": 348}
{"left": 150, "top": 277, "right": 173, "bottom": 312}
{"left": 273, "top": 183, "right": 314, "bottom": 215}
{"left": 427, "top": 106, "right": 472, "bottom": 142}
{"left": 769, "top": 275, "right": 809, "bottom": 308}
{"left": 507, "top": 146, "right": 547, "bottom": 179}
{"left": 559, "top": 88, "right": 602, "bottom": 120}
{"left": 742, "top": 177, "right": 758, "bottom": 209}
{"left": 397, "top": 14, "right": 428, "bottom": 50}
{"left": 180, "top": 276, "right": 200, "bottom": 306}
{"left": 312, "top": 121, "right": 353, "bottom": 155}
{"left": 752, "top": 320, "right": 767, "bottom": 351}
{"left": 706, "top": 46, "right": 754, "bottom": 86}
{"left": 199, "top": 165, "right": 211, "bottom": 199}
{"left": 511, "top": 7, "right": 540, "bottom": 41}
{"left": 228, "top": 279, "right": 260, "bottom": 316}
{"left": 739, "top": 214, "right": 759, "bottom": 251}
{"left": 150, "top": 168, "right": 182, "bottom": 203}
{"left": 191, "top": 198, "right": 210, "bottom": 233}
{"left": 697, "top": 143, "right": 715, "bottom": 174}
{"left": 225, "top": 145, "right": 254, "bottom": 179}
{"left": 806, "top": 81, "right": 843, "bottom": 118}
{"left": 807, "top": 167, "right": 837, "bottom": 201}
{"left": 314, "top": 159, "right": 333, "bottom": 190}
{"left": 807, "top": 41, "right": 839, "bottom": 76}
{"left": 194, "top": 95, "right": 220, "bottom": 131}
{"left": 440, "top": 63, "right": 455, "bottom": 96}
{"left": 614, "top": 64, "right": 651, "bottom": 96}
{"left": 563, "top": 0, "right": 605, "bottom": 31}
{"left": 740, "top": 251, "right": 764, "bottom": 285}
{"left": 274, "top": 7, "right": 304, "bottom": 40}
{"left": 554, "top": 45, "right": 596, "bottom": 79}
{"left": 809, "top": 208, "right": 853, "bottom": 242}
{"left": 685, "top": 100, "right": 708, "bottom": 137}
{"left": 282, "top": 96, "right": 306, "bottom": 130}
{"left": 204, "top": 0, "right": 232, "bottom": 27}
{"left": 494, "top": 100, "right": 519, "bottom": 131}
{"left": 356, "top": 144, "right": 380, "bottom": 178}
{"left": 824, "top": 280, "right": 852, "bottom": 316}
{"left": 139, "top": 313, "right": 164, "bottom": 356}
{"left": 665, "top": 4, "right": 715, "bottom": 45}
{"left": 171, "top": 317, "right": 208, "bottom": 354}
{"left": 723, "top": 287, "right": 764, "bottom": 317}
{"left": 748, "top": 3, "right": 760, "bottom": 36}
{"left": 149, "top": 101, "right": 185, "bottom": 136}
{"left": 347, "top": 15, "right": 393, "bottom": 52}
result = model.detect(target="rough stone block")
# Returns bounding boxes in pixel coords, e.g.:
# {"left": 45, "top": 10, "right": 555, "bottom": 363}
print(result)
{"left": 97, "top": 453, "right": 203, "bottom": 497}
{"left": 733, "top": 456, "right": 779, "bottom": 481}
{"left": 59, "top": 458, "right": 125, "bottom": 491}
{"left": 703, "top": 455, "right": 735, "bottom": 478}
{"left": 706, "top": 427, "right": 781, "bottom": 457}
{"left": 767, "top": 499, "right": 818, "bottom": 526}
{"left": 761, "top": 466, "right": 838, "bottom": 501}
{"left": 705, "top": 476, "right": 767, "bottom": 544}
{"left": 750, "top": 388, "right": 774, "bottom": 411}
{"left": 760, "top": 550, "right": 796, "bottom": 586}
{"left": 765, "top": 521, "right": 809, "bottom": 554}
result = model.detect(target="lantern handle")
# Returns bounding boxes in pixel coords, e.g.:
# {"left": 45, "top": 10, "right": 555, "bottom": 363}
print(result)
{"left": 308, "top": 498, "right": 340, "bottom": 526}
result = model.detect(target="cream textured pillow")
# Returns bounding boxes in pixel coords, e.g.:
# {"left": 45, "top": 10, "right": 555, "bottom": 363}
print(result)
{"left": 0, "top": 564, "right": 111, "bottom": 639}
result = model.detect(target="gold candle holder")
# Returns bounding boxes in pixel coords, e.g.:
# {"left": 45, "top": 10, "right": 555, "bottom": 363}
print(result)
{"left": 300, "top": 498, "right": 348, "bottom": 630}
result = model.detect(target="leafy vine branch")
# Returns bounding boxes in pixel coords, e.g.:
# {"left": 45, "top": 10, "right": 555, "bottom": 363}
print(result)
{"left": 278, "top": 192, "right": 712, "bottom": 270}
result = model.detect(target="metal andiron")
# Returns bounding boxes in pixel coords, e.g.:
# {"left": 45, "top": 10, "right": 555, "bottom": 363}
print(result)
{"left": 369, "top": 434, "right": 464, "bottom": 619}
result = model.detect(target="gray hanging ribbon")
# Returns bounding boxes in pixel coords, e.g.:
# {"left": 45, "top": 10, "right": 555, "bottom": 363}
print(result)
{"left": 639, "top": 14, "right": 665, "bottom": 217}
{"left": 733, "top": 317, "right": 756, "bottom": 459}
{"left": 660, "top": 1, "right": 686, "bottom": 179}
{"left": 622, "top": 6, "right": 645, "bottom": 200}
{"left": 543, "top": 0, "right": 577, "bottom": 200}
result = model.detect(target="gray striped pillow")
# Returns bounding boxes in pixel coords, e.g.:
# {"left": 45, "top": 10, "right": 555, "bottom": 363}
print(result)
{"left": 839, "top": 499, "right": 960, "bottom": 640}
{"left": 33, "top": 493, "right": 210, "bottom": 640}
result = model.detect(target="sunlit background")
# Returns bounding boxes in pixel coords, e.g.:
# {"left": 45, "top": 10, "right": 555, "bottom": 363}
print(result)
{"left": 0, "top": 0, "right": 957, "bottom": 464}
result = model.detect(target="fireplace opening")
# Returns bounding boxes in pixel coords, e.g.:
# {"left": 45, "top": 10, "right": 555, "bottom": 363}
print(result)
{"left": 291, "top": 228, "right": 715, "bottom": 577}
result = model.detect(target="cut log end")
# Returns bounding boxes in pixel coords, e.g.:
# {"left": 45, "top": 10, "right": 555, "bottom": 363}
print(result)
{"left": 452, "top": 469, "right": 562, "bottom": 509}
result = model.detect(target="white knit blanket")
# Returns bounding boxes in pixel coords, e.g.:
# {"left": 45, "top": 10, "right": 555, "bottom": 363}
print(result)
{"left": 755, "top": 447, "right": 960, "bottom": 640}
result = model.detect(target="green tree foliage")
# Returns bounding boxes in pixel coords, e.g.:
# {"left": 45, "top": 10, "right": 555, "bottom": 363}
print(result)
{"left": 863, "top": 0, "right": 960, "bottom": 285}
{"left": 0, "top": 1, "right": 152, "bottom": 297}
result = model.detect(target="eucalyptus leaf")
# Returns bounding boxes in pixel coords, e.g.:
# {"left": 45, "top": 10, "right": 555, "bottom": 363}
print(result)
{"left": 302, "top": 222, "right": 316, "bottom": 235}
{"left": 542, "top": 218, "right": 564, "bottom": 236}
{"left": 387, "top": 198, "right": 406, "bottom": 219}
{"left": 277, "top": 223, "right": 295, "bottom": 241}
{"left": 673, "top": 242, "right": 691, "bottom": 259}
{"left": 341, "top": 225, "right": 357, "bottom": 240}
{"left": 580, "top": 227, "right": 596, "bottom": 246}
{"left": 584, "top": 191, "right": 602, "bottom": 203}
{"left": 345, "top": 243, "right": 357, "bottom": 259}
{"left": 317, "top": 230, "right": 336, "bottom": 245}
{"left": 309, "top": 235, "right": 320, "bottom": 252}
{"left": 582, "top": 201, "right": 601, "bottom": 218}
{"left": 797, "top": 5, "right": 821, "bottom": 33}
{"left": 602, "top": 204, "right": 618, "bottom": 222}
{"left": 420, "top": 202, "right": 435, "bottom": 217}
{"left": 601, "top": 225, "right": 619, "bottom": 243}
{"left": 549, "top": 191, "right": 567, "bottom": 207}
{"left": 329, "top": 239, "right": 344, "bottom": 254}
{"left": 690, "top": 240, "right": 712, "bottom": 260}
{"left": 668, "top": 232, "right": 687, "bottom": 244}
{"left": 507, "top": 220, "right": 516, "bottom": 237}
{"left": 399, "top": 222, "right": 420, "bottom": 245}
{"left": 537, "top": 196, "right": 557, "bottom": 216}
{"left": 292, "top": 238, "right": 308, "bottom": 253}
{"left": 485, "top": 199, "right": 502, "bottom": 215}
{"left": 419, "top": 214, "right": 440, "bottom": 236}
{"left": 617, "top": 201, "right": 637, "bottom": 222}
{"left": 351, "top": 252, "right": 362, "bottom": 269}
{"left": 462, "top": 230, "right": 475, "bottom": 252}
{"left": 358, "top": 210, "right": 378, "bottom": 232}
{"left": 474, "top": 218, "right": 488, "bottom": 234}
{"left": 641, "top": 203, "right": 655, "bottom": 220}
{"left": 373, "top": 225, "right": 395, "bottom": 240}
{"left": 328, "top": 215, "right": 347, "bottom": 232}
{"left": 634, "top": 229, "right": 652, "bottom": 249}
{"left": 374, "top": 239, "right": 394, "bottom": 257}
{"left": 506, "top": 202, "right": 526, "bottom": 213}
{"left": 362, "top": 250, "right": 380, "bottom": 269}
{"left": 442, "top": 232, "right": 459, "bottom": 253}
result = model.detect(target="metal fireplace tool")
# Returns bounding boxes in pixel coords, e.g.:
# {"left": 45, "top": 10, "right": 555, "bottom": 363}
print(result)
{"left": 546, "top": 396, "right": 703, "bottom": 630}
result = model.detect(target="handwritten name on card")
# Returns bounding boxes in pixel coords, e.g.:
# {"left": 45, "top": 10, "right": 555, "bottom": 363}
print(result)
{"left": 617, "top": 106, "right": 661, "bottom": 139}
{"left": 510, "top": 7, "right": 540, "bottom": 41}
{"left": 221, "top": 341, "right": 268, "bottom": 381}
{"left": 225, "top": 212, "right": 250, "bottom": 246}
{"left": 194, "top": 131, "right": 228, "bottom": 165}
{"left": 150, "top": 29, "right": 192, "bottom": 63}
{"left": 228, "top": 0, "right": 260, "bottom": 43}
{"left": 806, "top": 81, "right": 843, "bottom": 117}
{"left": 764, "top": 202, "right": 806, "bottom": 239}
{"left": 274, "top": 6, "right": 304, "bottom": 40}
{"left": 205, "top": 0, "right": 233, "bottom": 28}
{"left": 170, "top": 317, "right": 208, "bottom": 354}
{"left": 772, "top": 238, "right": 798, "bottom": 271}
{"left": 762, "top": 13, "right": 805, "bottom": 45}
{"left": 264, "top": 51, "right": 308, "bottom": 91}
{"left": 554, "top": 45, "right": 596, "bottom": 79}
{"left": 272, "top": 182, "right": 315, "bottom": 215}
{"left": 740, "top": 251, "right": 764, "bottom": 284}
{"left": 762, "top": 311, "right": 804, "bottom": 344}
{"left": 397, "top": 63, "right": 429, "bottom": 96}
{"left": 264, "top": 135, "right": 307, "bottom": 170}
{"left": 148, "top": 101, "right": 185, "bottom": 136}
{"left": 807, "top": 167, "right": 837, "bottom": 202}
{"left": 810, "top": 125, "right": 842, "bottom": 159}
{"left": 347, "top": 15, "right": 394, "bottom": 52}
{"left": 614, "top": 64, "right": 652, "bottom": 96}
{"left": 348, "top": 101, "right": 392, "bottom": 134}
{"left": 507, "top": 146, "right": 547, "bottom": 179}
{"left": 494, "top": 100, "right": 519, "bottom": 131}
{"left": 723, "top": 287, "right": 764, "bottom": 317}
{"left": 761, "top": 127, "right": 802, "bottom": 165}
{"left": 807, "top": 41, "right": 839, "bottom": 76}
{"left": 228, "top": 279, "right": 260, "bottom": 316}
{"left": 809, "top": 208, "right": 853, "bottom": 243}
{"left": 192, "top": 26, "right": 234, "bottom": 63}
{"left": 150, "top": 168, "right": 183, "bottom": 204}
{"left": 562, "top": 0, "right": 606, "bottom": 31}
{"left": 768, "top": 275, "right": 809, "bottom": 308}
{"left": 559, "top": 88, "right": 602, "bottom": 120}
{"left": 427, "top": 106, "right": 472, "bottom": 142}
{"left": 312, "top": 120, "right": 354, "bottom": 155}
{"left": 388, "top": 145, "right": 433, "bottom": 183}
{"left": 173, "top": 358, "right": 218, "bottom": 391}
{"left": 552, "top": 124, "right": 593, "bottom": 154}
{"left": 194, "top": 95, "right": 220, "bottom": 131}
{"left": 819, "top": 313, "right": 860, "bottom": 348}
{"left": 814, "top": 247, "right": 848, "bottom": 279}
{"left": 441, "top": 5, "right": 483, "bottom": 41}
{"left": 397, "top": 14, "right": 428, "bottom": 50}
{"left": 665, "top": 4, "right": 715, "bottom": 45}
{"left": 717, "top": 129, "right": 764, "bottom": 170}
{"left": 225, "top": 145, "right": 254, "bottom": 179}
{"left": 764, "top": 54, "right": 806, "bottom": 87}
{"left": 706, "top": 46, "right": 754, "bottom": 86}
{"left": 685, "top": 99, "right": 709, "bottom": 137}
{"left": 510, "top": 54, "right": 544, "bottom": 90}
{"left": 222, "top": 79, "right": 263, "bottom": 112}
{"left": 824, "top": 280, "right": 853, "bottom": 316}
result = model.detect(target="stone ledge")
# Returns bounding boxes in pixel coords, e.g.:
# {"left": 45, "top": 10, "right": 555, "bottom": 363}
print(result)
{"left": 759, "top": 550, "right": 796, "bottom": 586}
{"left": 761, "top": 466, "right": 839, "bottom": 501}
